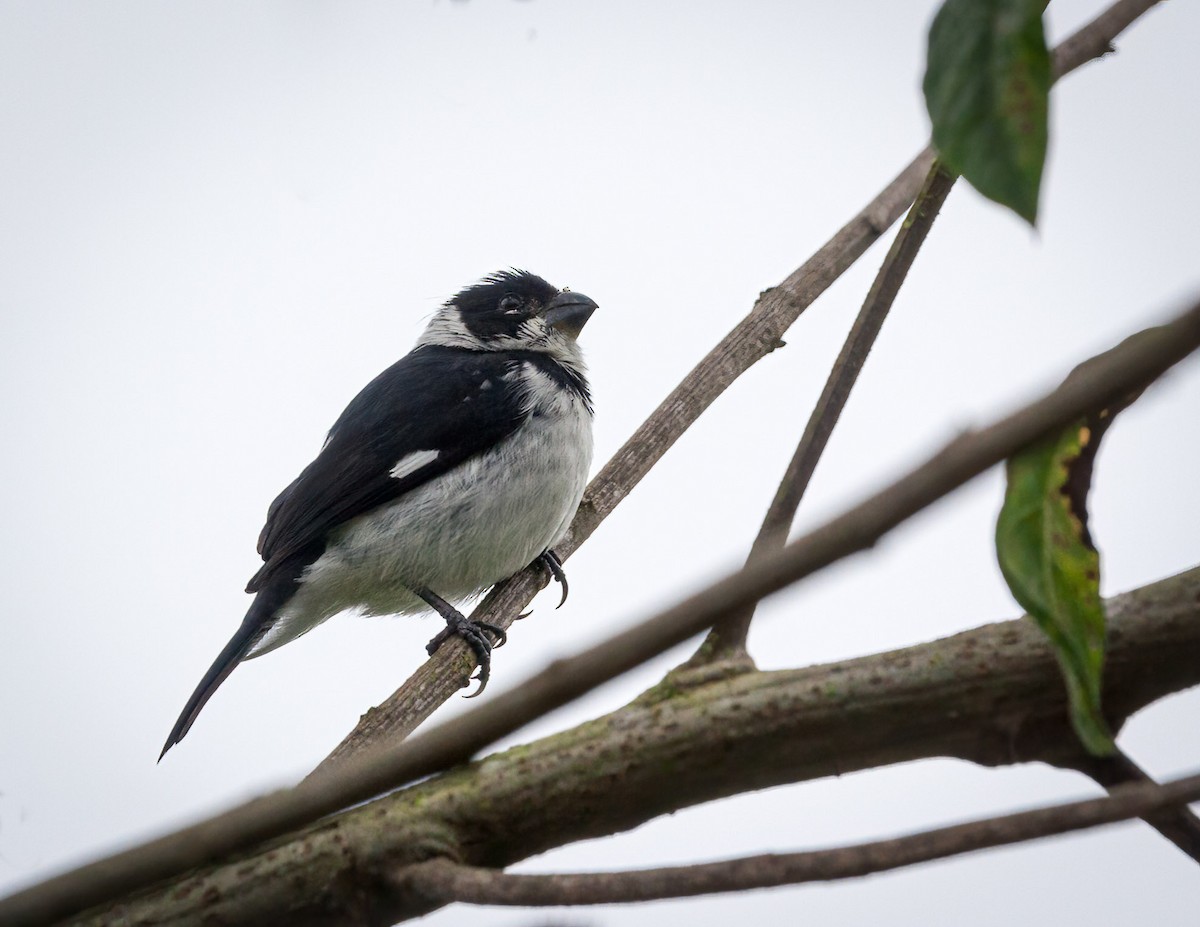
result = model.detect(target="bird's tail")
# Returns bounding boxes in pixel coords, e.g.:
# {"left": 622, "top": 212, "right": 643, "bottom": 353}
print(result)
{"left": 158, "top": 576, "right": 295, "bottom": 760}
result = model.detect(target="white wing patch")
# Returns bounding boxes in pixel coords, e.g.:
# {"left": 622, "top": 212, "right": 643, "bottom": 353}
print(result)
{"left": 389, "top": 449, "right": 440, "bottom": 481}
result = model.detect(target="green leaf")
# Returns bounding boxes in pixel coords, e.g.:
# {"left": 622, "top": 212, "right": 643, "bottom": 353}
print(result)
{"left": 996, "top": 421, "right": 1111, "bottom": 754}
{"left": 924, "top": 0, "right": 1051, "bottom": 225}
{"left": 995, "top": 334, "right": 1153, "bottom": 757}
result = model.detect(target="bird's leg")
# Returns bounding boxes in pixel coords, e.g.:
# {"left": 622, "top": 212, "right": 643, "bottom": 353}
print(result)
{"left": 538, "top": 549, "right": 569, "bottom": 608}
{"left": 416, "top": 586, "right": 507, "bottom": 697}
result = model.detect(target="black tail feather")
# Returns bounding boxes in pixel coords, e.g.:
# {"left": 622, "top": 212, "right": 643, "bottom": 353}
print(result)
{"left": 159, "top": 574, "right": 297, "bottom": 760}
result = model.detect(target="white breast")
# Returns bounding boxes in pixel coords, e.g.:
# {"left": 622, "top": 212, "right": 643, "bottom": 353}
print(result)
{"left": 248, "top": 361, "right": 593, "bottom": 657}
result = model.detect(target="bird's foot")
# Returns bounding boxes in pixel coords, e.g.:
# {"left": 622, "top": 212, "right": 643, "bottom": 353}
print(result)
{"left": 417, "top": 587, "right": 506, "bottom": 697}
{"left": 538, "top": 549, "right": 569, "bottom": 608}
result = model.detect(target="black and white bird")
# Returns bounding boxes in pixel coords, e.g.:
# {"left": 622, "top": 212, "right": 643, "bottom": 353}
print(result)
{"left": 160, "top": 270, "right": 597, "bottom": 758}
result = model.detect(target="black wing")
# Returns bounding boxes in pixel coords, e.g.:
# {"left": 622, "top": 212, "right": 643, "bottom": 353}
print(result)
{"left": 247, "top": 345, "right": 526, "bottom": 592}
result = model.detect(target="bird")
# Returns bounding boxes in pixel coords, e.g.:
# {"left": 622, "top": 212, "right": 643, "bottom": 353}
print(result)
{"left": 160, "top": 269, "right": 597, "bottom": 759}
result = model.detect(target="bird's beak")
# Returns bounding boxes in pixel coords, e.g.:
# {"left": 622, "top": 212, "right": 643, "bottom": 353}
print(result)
{"left": 543, "top": 290, "right": 598, "bottom": 339}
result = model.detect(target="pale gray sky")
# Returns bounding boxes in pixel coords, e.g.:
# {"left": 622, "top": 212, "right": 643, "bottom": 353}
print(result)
{"left": 2, "top": 2, "right": 1198, "bottom": 924}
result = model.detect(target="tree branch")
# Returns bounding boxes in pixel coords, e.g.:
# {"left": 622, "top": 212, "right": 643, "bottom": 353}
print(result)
{"left": 697, "top": 161, "right": 958, "bottom": 662}
{"left": 5, "top": 292, "right": 1198, "bottom": 927}
{"left": 400, "top": 770, "right": 1200, "bottom": 907}
{"left": 315, "top": 0, "right": 1168, "bottom": 770}
{"left": 68, "top": 566, "right": 1200, "bottom": 925}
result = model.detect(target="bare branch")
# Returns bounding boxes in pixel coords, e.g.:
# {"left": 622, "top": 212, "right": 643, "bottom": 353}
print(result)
{"left": 401, "top": 770, "right": 1200, "bottom": 907}
{"left": 698, "top": 162, "right": 958, "bottom": 662}
{"left": 316, "top": 0, "right": 1170, "bottom": 769}
{"left": 65, "top": 566, "right": 1200, "bottom": 925}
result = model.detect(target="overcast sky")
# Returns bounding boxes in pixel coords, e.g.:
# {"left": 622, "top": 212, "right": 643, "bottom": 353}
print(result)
{"left": 2, "top": 1, "right": 1199, "bottom": 924}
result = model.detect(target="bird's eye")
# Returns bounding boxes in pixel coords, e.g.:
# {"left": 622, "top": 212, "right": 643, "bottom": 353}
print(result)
{"left": 499, "top": 294, "right": 524, "bottom": 314}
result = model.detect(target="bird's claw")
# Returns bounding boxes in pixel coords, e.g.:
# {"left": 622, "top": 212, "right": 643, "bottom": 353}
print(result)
{"left": 426, "top": 614, "right": 507, "bottom": 697}
{"left": 538, "top": 549, "right": 569, "bottom": 608}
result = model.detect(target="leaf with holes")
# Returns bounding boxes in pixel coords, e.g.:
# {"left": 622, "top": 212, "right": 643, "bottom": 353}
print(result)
{"left": 924, "top": 0, "right": 1050, "bottom": 225}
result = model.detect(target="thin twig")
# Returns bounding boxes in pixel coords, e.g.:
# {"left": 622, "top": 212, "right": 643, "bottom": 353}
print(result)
{"left": 4, "top": 291, "right": 1196, "bottom": 927}
{"left": 1052, "top": 0, "right": 1164, "bottom": 79}
{"left": 1070, "top": 747, "right": 1200, "bottom": 862}
{"left": 693, "top": 0, "right": 1165, "bottom": 663}
{"left": 401, "top": 770, "right": 1200, "bottom": 906}
{"left": 698, "top": 162, "right": 959, "bottom": 662}
{"left": 314, "top": 0, "right": 1167, "bottom": 770}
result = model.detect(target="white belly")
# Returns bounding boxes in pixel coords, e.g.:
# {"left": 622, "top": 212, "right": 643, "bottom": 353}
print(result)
{"left": 248, "top": 389, "right": 592, "bottom": 657}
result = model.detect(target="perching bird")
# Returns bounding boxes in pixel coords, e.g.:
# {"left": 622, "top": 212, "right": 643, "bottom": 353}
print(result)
{"left": 160, "top": 270, "right": 597, "bottom": 758}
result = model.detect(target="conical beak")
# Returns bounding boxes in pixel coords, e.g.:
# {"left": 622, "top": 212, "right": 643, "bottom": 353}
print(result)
{"left": 543, "top": 290, "right": 598, "bottom": 339}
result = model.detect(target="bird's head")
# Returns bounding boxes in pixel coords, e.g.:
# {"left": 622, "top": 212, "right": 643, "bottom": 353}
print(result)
{"left": 419, "top": 270, "right": 598, "bottom": 361}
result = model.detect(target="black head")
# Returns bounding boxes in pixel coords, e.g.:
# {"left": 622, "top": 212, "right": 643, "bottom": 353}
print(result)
{"left": 450, "top": 270, "right": 563, "bottom": 342}
{"left": 421, "top": 269, "right": 598, "bottom": 356}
